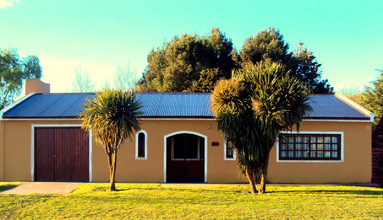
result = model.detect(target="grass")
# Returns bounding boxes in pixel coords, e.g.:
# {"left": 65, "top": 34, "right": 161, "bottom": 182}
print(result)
{"left": 0, "top": 183, "right": 382, "bottom": 219}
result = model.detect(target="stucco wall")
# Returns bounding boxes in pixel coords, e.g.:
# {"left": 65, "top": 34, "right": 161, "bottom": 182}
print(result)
{"left": 268, "top": 121, "right": 372, "bottom": 183}
{"left": 0, "top": 119, "right": 372, "bottom": 183}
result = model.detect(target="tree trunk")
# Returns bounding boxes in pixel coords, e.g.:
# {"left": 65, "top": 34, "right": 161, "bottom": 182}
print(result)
{"left": 258, "top": 152, "right": 270, "bottom": 194}
{"left": 245, "top": 169, "right": 257, "bottom": 194}
{"left": 109, "top": 149, "right": 118, "bottom": 191}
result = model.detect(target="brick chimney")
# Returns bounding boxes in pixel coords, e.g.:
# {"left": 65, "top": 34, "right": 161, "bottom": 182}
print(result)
{"left": 25, "top": 79, "right": 50, "bottom": 95}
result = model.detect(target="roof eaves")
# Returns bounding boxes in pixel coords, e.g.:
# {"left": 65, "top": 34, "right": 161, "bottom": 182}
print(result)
{"left": 0, "top": 93, "right": 37, "bottom": 120}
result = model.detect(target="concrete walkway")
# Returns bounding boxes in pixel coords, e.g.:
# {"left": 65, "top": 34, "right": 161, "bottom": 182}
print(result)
{"left": 0, "top": 182, "right": 82, "bottom": 194}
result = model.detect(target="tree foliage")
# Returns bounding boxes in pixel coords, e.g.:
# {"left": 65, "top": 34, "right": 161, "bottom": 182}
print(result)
{"left": 72, "top": 67, "right": 96, "bottom": 93}
{"left": 137, "top": 28, "right": 236, "bottom": 92}
{"left": 240, "top": 27, "right": 333, "bottom": 94}
{"left": 79, "top": 89, "right": 142, "bottom": 191}
{"left": 211, "top": 61, "right": 311, "bottom": 194}
{"left": 113, "top": 63, "right": 140, "bottom": 91}
{"left": 0, "top": 49, "right": 42, "bottom": 109}
{"left": 362, "top": 69, "right": 383, "bottom": 128}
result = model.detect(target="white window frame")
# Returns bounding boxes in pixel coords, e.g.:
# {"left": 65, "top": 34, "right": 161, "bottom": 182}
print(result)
{"left": 135, "top": 130, "right": 148, "bottom": 160}
{"left": 224, "top": 136, "right": 236, "bottom": 160}
{"left": 276, "top": 131, "right": 344, "bottom": 163}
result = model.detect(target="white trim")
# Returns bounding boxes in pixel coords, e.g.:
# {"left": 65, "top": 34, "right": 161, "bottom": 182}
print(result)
{"left": 0, "top": 93, "right": 36, "bottom": 119}
{"left": 135, "top": 130, "right": 148, "bottom": 160}
{"left": 223, "top": 135, "right": 236, "bottom": 161}
{"left": 1, "top": 117, "right": 373, "bottom": 123}
{"left": 276, "top": 131, "right": 344, "bottom": 163}
{"left": 335, "top": 94, "right": 374, "bottom": 119}
{"left": 163, "top": 131, "right": 208, "bottom": 183}
{"left": 303, "top": 119, "right": 372, "bottom": 123}
{"left": 31, "top": 124, "right": 92, "bottom": 182}
{"left": 139, "top": 118, "right": 216, "bottom": 121}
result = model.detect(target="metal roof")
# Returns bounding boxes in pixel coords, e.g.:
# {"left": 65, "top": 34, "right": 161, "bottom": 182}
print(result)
{"left": 0, "top": 93, "right": 371, "bottom": 120}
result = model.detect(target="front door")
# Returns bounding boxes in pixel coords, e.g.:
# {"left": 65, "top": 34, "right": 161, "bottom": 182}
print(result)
{"left": 166, "top": 134, "right": 204, "bottom": 182}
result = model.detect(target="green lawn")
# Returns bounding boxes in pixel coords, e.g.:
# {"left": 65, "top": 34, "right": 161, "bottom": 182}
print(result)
{"left": 0, "top": 183, "right": 382, "bottom": 219}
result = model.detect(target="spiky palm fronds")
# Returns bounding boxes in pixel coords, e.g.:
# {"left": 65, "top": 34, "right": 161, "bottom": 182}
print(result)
{"left": 211, "top": 61, "right": 311, "bottom": 194}
{"left": 79, "top": 89, "right": 143, "bottom": 191}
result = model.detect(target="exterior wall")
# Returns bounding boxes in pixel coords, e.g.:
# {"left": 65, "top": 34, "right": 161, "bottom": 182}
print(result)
{"left": 0, "top": 119, "right": 372, "bottom": 183}
{"left": 268, "top": 121, "right": 372, "bottom": 183}
{"left": 92, "top": 119, "right": 242, "bottom": 183}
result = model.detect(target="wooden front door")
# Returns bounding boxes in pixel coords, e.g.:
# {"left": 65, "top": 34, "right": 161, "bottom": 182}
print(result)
{"left": 166, "top": 134, "right": 204, "bottom": 183}
{"left": 34, "top": 127, "right": 89, "bottom": 182}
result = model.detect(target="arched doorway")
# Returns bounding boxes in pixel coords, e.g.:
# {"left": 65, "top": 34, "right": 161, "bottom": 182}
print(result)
{"left": 164, "top": 131, "right": 207, "bottom": 183}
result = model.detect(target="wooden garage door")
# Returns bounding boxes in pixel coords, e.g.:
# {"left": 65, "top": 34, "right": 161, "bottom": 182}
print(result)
{"left": 34, "top": 127, "right": 89, "bottom": 182}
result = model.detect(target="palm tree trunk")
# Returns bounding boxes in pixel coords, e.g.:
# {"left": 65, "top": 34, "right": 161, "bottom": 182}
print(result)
{"left": 258, "top": 152, "right": 270, "bottom": 194}
{"left": 245, "top": 169, "right": 257, "bottom": 194}
{"left": 109, "top": 149, "right": 118, "bottom": 191}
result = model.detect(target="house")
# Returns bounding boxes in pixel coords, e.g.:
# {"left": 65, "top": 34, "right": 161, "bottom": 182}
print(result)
{"left": 0, "top": 79, "right": 374, "bottom": 183}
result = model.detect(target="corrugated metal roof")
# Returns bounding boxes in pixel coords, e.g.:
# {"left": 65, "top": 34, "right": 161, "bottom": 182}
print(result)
{"left": 0, "top": 93, "right": 370, "bottom": 120}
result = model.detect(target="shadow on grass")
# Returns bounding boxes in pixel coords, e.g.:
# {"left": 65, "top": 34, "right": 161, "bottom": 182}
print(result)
{"left": 275, "top": 189, "right": 383, "bottom": 196}
{"left": 0, "top": 184, "right": 20, "bottom": 192}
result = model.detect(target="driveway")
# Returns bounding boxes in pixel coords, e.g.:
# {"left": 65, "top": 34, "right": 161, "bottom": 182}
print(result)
{"left": 0, "top": 182, "right": 82, "bottom": 194}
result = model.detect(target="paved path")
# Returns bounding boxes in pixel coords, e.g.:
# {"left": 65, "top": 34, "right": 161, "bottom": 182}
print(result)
{"left": 1, "top": 182, "right": 82, "bottom": 194}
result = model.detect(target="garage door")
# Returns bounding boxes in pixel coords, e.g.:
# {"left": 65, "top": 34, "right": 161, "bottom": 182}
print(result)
{"left": 34, "top": 127, "right": 89, "bottom": 182}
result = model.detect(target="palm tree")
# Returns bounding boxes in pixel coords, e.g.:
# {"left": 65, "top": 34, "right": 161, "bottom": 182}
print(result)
{"left": 79, "top": 89, "right": 142, "bottom": 191}
{"left": 211, "top": 61, "right": 311, "bottom": 194}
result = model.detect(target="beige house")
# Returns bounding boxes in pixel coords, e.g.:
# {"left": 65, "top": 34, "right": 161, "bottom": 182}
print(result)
{"left": 0, "top": 79, "right": 374, "bottom": 183}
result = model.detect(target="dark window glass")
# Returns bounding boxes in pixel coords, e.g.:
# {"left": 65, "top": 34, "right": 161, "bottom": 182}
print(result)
{"left": 279, "top": 134, "right": 341, "bottom": 160}
{"left": 138, "top": 132, "right": 145, "bottom": 158}
{"left": 226, "top": 139, "right": 234, "bottom": 159}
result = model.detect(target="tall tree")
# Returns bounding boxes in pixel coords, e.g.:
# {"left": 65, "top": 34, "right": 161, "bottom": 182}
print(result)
{"left": 240, "top": 27, "right": 333, "bottom": 94}
{"left": 79, "top": 89, "right": 142, "bottom": 191}
{"left": 0, "top": 49, "right": 42, "bottom": 110}
{"left": 72, "top": 67, "right": 95, "bottom": 93}
{"left": 362, "top": 68, "right": 383, "bottom": 128}
{"left": 211, "top": 61, "right": 311, "bottom": 194}
{"left": 137, "top": 28, "right": 236, "bottom": 92}
{"left": 291, "top": 42, "right": 333, "bottom": 94}
{"left": 113, "top": 63, "right": 139, "bottom": 91}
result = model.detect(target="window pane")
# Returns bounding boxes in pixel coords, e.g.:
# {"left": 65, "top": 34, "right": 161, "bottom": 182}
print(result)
{"left": 288, "top": 136, "right": 294, "bottom": 143}
{"left": 317, "top": 151, "right": 323, "bottom": 158}
{"left": 324, "top": 151, "right": 331, "bottom": 158}
{"left": 288, "top": 144, "right": 294, "bottom": 150}
{"left": 281, "top": 151, "right": 287, "bottom": 158}
{"left": 138, "top": 132, "right": 145, "bottom": 158}
{"left": 317, "top": 137, "right": 323, "bottom": 143}
{"left": 296, "top": 151, "right": 302, "bottom": 158}
{"left": 296, "top": 144, "right": 302, "bottom": 150}
{"left": 332, "top": 144, "right": 338, "bottom": 150}
{"left": 226, "top": 141, "right": 234, "bottom": 159}
{"left": 311, "top": 144, "right": 316, "bottom": 150}
{"left": 303, "top": 144, "right": 309, "bottom": 150}
{"left": 303, "top": 151, "right": 309, "bottom": 158}
{"left": 311, "top": 151, "right": 316, "bottom": 158}
{"left": 296, "top": 136, "right": 302, "bottom": 143}
{"left": 332, "top": 151, "right": 338, "bottom": 158}
{"left": 310, "top": 137, "right": 316, "bottom": 143}
{"left": 317, "top": 144, "right": 323, "bottom": 151}
{"left": 324, "top": 144, "right": 331, "bottom": 150}
{"left": 281, "top": 144, "right": 287, "bottom": 150}
{"left": 324, "top": 137, "right": 331, "bottom": 143}
{"left": 303, "top": 137, "right": 309, "bottom": 143}
{"left": 288, "top": 151, "right": 294, "bottom": 158}
{"left": 332, "top": 137, "right": 338, "bottom": 143}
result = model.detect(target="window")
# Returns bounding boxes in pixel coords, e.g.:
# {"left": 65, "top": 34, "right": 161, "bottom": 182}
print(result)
{"left": 170, "top": 134, "right": 201, "bottom": 161}
{"left": 135, "top": 130, "right": 147, "bottom": 159}
{"left": 224, "top": 136, "right": 236, "bottom": 160}
{"left": 278, "top": 132, "right": 342, "bottom": 161}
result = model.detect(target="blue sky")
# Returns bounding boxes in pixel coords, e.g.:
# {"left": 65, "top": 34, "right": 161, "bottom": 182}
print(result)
{"left": 1, "top": 0, "right": 382, "bottom": 93}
